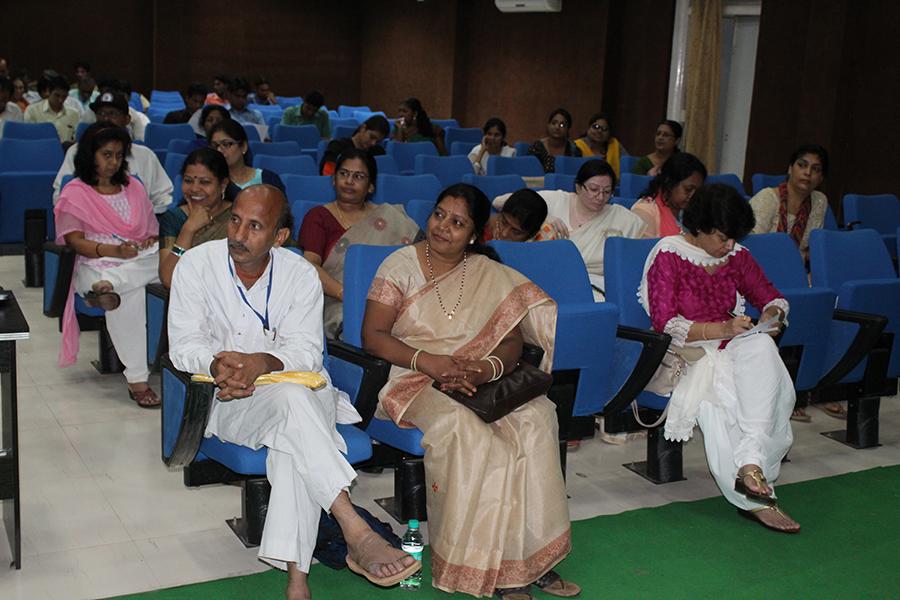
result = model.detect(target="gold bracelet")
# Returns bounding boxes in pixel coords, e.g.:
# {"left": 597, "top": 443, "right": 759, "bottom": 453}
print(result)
{"left": 410, "top": 349, "right": 423, "bottom": 372}
{"left": 96, "top": 242, "right": 102, "bottom": 258}
{"left": 702, "top": 323, "right": 708, "bottom": 341}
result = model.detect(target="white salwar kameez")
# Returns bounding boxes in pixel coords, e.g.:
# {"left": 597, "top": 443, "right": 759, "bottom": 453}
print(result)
{"left": 168, "top": 239, "right": 361, "bottom": 571}
{"left": 638, "top": 235, "right": 795, "bottom": 510}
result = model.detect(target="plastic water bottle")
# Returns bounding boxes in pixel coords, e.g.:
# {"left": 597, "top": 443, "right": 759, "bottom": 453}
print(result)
{"left": 399, "top": 519, "right": 424, "bottom": 590}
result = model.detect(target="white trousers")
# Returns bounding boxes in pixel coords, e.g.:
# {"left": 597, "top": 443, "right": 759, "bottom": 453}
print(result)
{"left": 695, "top": 334, "right": 795, "bottom": 510}
{"left": 73, "top": 254, "right": 159, "bottom": 383}
{"left": 204, "top": 382, "right": 358, "bottom": 572}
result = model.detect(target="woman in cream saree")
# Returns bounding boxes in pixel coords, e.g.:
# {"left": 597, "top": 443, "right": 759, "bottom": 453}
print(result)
{"left": 363, "top": 184, "right": 578, "bottom": 599}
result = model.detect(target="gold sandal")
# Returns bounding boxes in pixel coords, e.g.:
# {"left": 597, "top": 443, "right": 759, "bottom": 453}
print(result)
{"left": 734, "top": 467, "right": 775, "bottom": 505}
{"left": 737, "top": 505, "right": 800, "bottom": 534}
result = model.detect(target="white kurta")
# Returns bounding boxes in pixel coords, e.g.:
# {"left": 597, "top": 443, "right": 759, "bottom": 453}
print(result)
{"left": 168, "top": 239, "right": 361, "bottom": 571}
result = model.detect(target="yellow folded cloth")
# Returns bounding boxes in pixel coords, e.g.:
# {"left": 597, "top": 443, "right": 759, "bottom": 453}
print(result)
{"left": 191, "top": 371, "right": 327, "bottom": 391}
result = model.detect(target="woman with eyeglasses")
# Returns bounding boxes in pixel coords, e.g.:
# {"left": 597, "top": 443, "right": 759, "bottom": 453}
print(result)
{"left": 574, "top": 113, "right": 628, "bottom": 179}
{"left": 495, "top": 160, "right": 646, "bottom": 300}
{"left": 300, "top": 148, "right": 419, "bottom": 338}
{"left": 208, "top": 119, "right": 285, "bottom": 201}
{"left": 527, "top": 108, "right": 582, "bottom": 173}
{"left": 632, "top": 119, "right": 682, "bottom": 176}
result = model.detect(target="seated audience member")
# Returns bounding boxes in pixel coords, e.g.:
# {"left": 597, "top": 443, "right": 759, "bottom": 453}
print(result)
{"left": 574, "top": 113, "right": 628, "bottom": 179}
{"left": 467, "top": 117, "right": 516, "bottom": 176}
{"left": 528, "top": 108, "right": 582, "bottom": 173}
{"left": 164, "top": 83, "right": 207, "bottom": 124}
{"left": 482, "top": 187, "right": 547, "bottom": 242}
{"left": 205, "top": 74, "right": 231, "bottom": 107}
{"left": 0, "top": 77, "right": 24, "bottom": 134}
{"left": 632, "top": 152, "right": 707, "bottom": 238}
{"left": 68, "top": 75, "right": 98, "bottom": 115}
{"left": 391, "top": 97, "right": 447, "bottom": 154}
{"left": 12, "top": 76, "right": 30, "bottom": 112}
{"left": 81, "top": 79, "right": 150, "bottom": 142}
{"left": 24, "top": 75, "right": 79, "bottom": 144}
{"left": 54, "top": 123, "right": 161, "bottom": 407}
{"left": 71, "top": 61, "right": 92, "bottom": 85}
{"left": 362, "top": 183, "right": 578, "bottom": 598}
{"left": 168, "top": 185, "right": 420, "bottom": 600}
{"left": 159, "top": 149, "right": 231, "bottom": 287}
{"left": 248, "top": 76, "right": 277, "bottom": 105}
{"left": 282, "top": 90, "right": 331, "bottom": 138}
{"left": 53, "top": 92, "right": 173, "bottom": 213}
{"left": 319, "top": 115, "right": 389, "bottom": 175}
{"left": 301, "top": 148, "right": 418, "bottom": 338}
{"left": 496, "top": 159, "right": 645, "bottom": 300}
{"left": 749, "top": 144, "right": 836, "bottom": 422}
{"left": 194, "top": 104, "right": 231, "bottom": 142}
{"left": 632, "top": 119, "right": 682, "bottom": 176}
{"left": 209, "top": 119, "right": 285, "bottom": 200}
{"left": 641, "top": 183, "right": 799, "bottom": 533}
{"left": 228, "top": 78, "right": 265, "bottom": 126}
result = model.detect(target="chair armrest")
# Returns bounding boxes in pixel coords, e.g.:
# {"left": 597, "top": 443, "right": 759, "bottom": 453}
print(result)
{"left": 160, "top": 354, "right": 216, "bottom": 469}
{"left": 817, "top": 309, "right": 888, "bottom": 387}
{"left": 603, "top": 325, "right": 671, "bottom": 416}
{"left": 326, "top": 339, "right": 391, "bottom": 429}
{"left": 43, "top": 241, "right": 75, "bottom": 318}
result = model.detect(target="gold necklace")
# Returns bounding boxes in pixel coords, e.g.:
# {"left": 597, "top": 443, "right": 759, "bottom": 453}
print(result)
{"left": 425, "top": 241, "right": 466, "bottom": 320}
{"left": 333, "top": 201, "right": 366, "bottom": 229}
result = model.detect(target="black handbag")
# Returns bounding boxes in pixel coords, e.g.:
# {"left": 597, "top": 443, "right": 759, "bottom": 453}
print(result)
{"left": 433, "top": 344, "right": 553, "bottom": 423}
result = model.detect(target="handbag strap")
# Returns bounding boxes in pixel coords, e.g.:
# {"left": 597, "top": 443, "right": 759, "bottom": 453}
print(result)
{"left": 630, "top": 400, "right": 668, "bottom": 429}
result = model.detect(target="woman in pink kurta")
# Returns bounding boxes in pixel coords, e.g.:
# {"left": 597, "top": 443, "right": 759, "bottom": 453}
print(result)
{"left": 55, "top": 123, "right": 160, "bottom": 407}
{"left": 639, "top": 184, "right": 800, "bottom": 533}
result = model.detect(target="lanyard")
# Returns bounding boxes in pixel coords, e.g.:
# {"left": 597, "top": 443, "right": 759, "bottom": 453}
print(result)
{"left": 228, "top": 253, "right": 273, "bottom": 331}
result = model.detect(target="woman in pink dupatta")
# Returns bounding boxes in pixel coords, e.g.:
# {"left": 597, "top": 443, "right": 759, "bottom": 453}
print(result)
{"left": 362, "top": 184, "right": 578, "bottom": 600}
{"left": 631, "top": 152, "right": 707, "bottom": 238}
{"left": 54, "top": 124, "right": 161, "bottom": 407}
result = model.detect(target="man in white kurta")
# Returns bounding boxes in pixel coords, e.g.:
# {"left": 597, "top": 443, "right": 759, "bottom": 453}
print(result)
{"left": 167, "top": 185, "right": 418, "bottom": 599}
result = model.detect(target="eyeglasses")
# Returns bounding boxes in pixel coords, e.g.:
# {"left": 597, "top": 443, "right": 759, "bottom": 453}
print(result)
{"left": 590, "top": 123, "right": 610, "bottom": 132}
{"left": 209, "top": 139, "right": 238, "bottom": 150}
{"left": 336, "top": 168, "right": 369, "bottom": 182}
{"left": 582, "top": 185, "right": 613, "bottom": 197}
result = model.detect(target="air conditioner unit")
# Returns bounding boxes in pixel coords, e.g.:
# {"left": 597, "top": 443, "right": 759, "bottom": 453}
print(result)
{"left": 495, "top": 0, "right": 562, "bottom": 13}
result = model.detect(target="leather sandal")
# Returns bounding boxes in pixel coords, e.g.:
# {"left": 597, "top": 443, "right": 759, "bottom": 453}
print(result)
{"left": 817, "top": 402, "right": 848, "bottom": 420}
{"left": 345, "top": 530, "right": 421, "bottom": 587}
{"left": 734, "top": 467, "right": 775, "bottom": 505}
{"left": 534, "top": 570, "right": 581, "bottom": 597}
{"left": 84, "top": 290, "right": 121, "bottom": 311}
{"left": 790, "top": 408, "right": 812, "bottom": 423}
{"left": 737, "top": 505, "right": 800, "bottom": 534}
{"left": 129, "top": 386, "right": 160, "bottom": 409}
{"left": 495, "top": 586, "right": 533, "bottom": 599}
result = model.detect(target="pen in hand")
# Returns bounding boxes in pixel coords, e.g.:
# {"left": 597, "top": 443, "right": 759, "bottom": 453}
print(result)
{"left": 110, "top": 233, "right": 140, "bottom": 249}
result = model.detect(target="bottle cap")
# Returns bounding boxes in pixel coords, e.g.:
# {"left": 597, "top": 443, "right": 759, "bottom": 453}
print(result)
{"left": 408, "top": 519, "right": 419, "bottom": 529}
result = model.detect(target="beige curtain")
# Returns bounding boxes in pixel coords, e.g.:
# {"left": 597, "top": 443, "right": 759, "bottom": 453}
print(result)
{"left": 684, "top": 0, "right": 722, "bottom": 172}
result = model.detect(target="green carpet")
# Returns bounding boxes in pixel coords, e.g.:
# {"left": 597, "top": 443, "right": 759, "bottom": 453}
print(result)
{"left": 111, "top": 466, "right": 900, "bottom": 599}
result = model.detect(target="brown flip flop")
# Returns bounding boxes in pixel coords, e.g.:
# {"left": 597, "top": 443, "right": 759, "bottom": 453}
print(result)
{"left": 129, "top": 387, "right": 160, "bottom": 409}
{"left": 345, "top": 530, "right": 421, "bottom": 587}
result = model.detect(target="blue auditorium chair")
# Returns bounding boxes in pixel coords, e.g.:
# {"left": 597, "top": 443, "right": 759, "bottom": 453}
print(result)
{"left": 373, "top": 174, "right": 442, "bottom": 206}
{"left": 290, "top": 199, "right": 331, "bottom": 238}
{"left": 374, "top": 155, "right": 400, "bottom": 176}
{"left": 247, "top": 104, "right": 284, "bottom": 122}
{"left": 144, "top": 123, "right": 195, "bottom": 152}
{"left": 270, "top": 124, "right": 321, "bottom": 150}
{"left": 330, "top": 117, "right": 359, "bottom": 131}
{"left": 449, "top": 141, "right": 477, "bottom": 156}
{"left": 150, "top": 90, "right": 184, "bottom": 105}
{"left": 486, "top": 155, "right": 543, "bottom": 177}
{"left": 163, "top": 152, "right": 187, "bottom": 183}
{"left": 248, "top": 141, "right": 300, "bottom": 157}
{"left": 618, "top": 173, "right": 653, "bottom": 199}
{"left": 619, "top": 155, "right": 640, "bottom": 174}
{"left": 809, "top": 228, "right": 900, "bottom": 448}
{"left": 0, "top": 138, "right": 64, "bottom": 172}
{"left": 0, "top": 138, "right": 63, "bottom": 244}
{"left": 283, "top": 174, "right": 335, "bottom": 206}
{"left": 405, "top": 198, "right": 434, "bottom": 230}
{"left": 542, "top": 173, "right": 575, "bottom": 192}
{"left": 252, "top": 154, "right": 317, "bottom": 177}
{"left": 413, "top": 155, "right": 472, "bottom": 188}
{"left": 167, "top": 138, "right": 201, "bottom": 155}
{"left": 338, "top": 105, "right": 371, "bottom": 119}
{"left": 611, "top": 196, "right": 639, "bottom": 209}
{"left": 75, "top": 122, "right": 90, "bottom": 141}
{"left": 387, "top": 141, "right": 439, "bottom": 175}
{"left": 444, "top": 127, "right": 482, "bottom": 148}
{"left": 461, "top": 174, "right": 526, "bottom": 203}
{"left": 2, "top": 121, "right": 59, "bottom": 139}
{"left": 553, "top": 156, "right": 592, "bottom": 175}
{"left": 276, "top": 96, "right": 302, "bottom": 108}
{"left": 331, "top": 125, "right": 357, "bottom": 140}
{"left": 242, "top": 124, "right": 261, "bottom": 143}
{"left": 431, "top": 119, "right": 459, "bottom": 130}
{"left": 145, "top": 283, "right": 169, "bottom": 370}
{"left": 707, "top": 173, "right": 748, "bottom": 198}
{"left": 513, "top": 141, "right": 531, "bottom": 157}
{"left": 129, "top": 92, "right": 144, "bottom": 113}
{"left": 843, "top": 193, "right": 900, "bottom": 257}
{"left": 750, "top": 173, "right": 787, "bottom": 195}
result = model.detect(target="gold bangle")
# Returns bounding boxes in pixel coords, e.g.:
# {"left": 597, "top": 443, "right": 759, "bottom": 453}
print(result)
{"left": 701, "top": 323, "right": 708, "bottom": 341}
{"left": 410, "top": 349, "right": 423, "bottom": 372}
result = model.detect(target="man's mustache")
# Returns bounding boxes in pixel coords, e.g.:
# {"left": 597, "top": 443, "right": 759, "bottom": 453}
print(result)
{"left": 228, "top": 241, "right": 248, "bottom": 252}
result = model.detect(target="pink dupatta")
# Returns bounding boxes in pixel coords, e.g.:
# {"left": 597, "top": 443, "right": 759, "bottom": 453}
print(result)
{"left": 54, "top": 177, "right": 158, "bottom": 367}
{"left": 654, "top": 191, "right": 682, "bottom": 237}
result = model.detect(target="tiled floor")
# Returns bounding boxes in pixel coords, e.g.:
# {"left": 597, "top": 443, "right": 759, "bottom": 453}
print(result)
{"left": 0, "top": 255, "right": 898, "bottom": 599}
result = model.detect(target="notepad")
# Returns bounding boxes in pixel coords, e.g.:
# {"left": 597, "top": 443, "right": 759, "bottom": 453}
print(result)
{"left": 733, "top": 315, "right": 781, "bottom": 339}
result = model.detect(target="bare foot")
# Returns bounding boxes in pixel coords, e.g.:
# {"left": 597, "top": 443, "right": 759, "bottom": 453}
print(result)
{"left": 91, "top": 280, "right": 114, "bottom": 294}
{"left": 737, "top": 464, "right": 771, "bottom": 496}
{"left": 128, "top": 382, "right": 150, "bottom": 393}
{"left": 744, "top": 505, "right": 801, "bottom": 533}
{"left": 286, "top": 563, "right": 311, "bottom": 600}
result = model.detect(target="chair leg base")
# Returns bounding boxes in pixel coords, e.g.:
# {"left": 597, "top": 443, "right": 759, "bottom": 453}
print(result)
{"left": 226, "top": 478, "right": 270, "bottom": 548}
{"left": 821, "top": 394, "right": 881, "bottom": 449}
{"left": 375, "top": 457, "right": 427, "bottom": 524}
{"left": 820, "top": 430, "right": 882, "bottom": 450}
{"left": 622, "top": 460, "right": 687, "bottom": 485}
{"left": 623, "top": 427, "right": 685, "bottom": 484}
{"left": 226, "top": 517, "right": 258, "bottom": 549}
